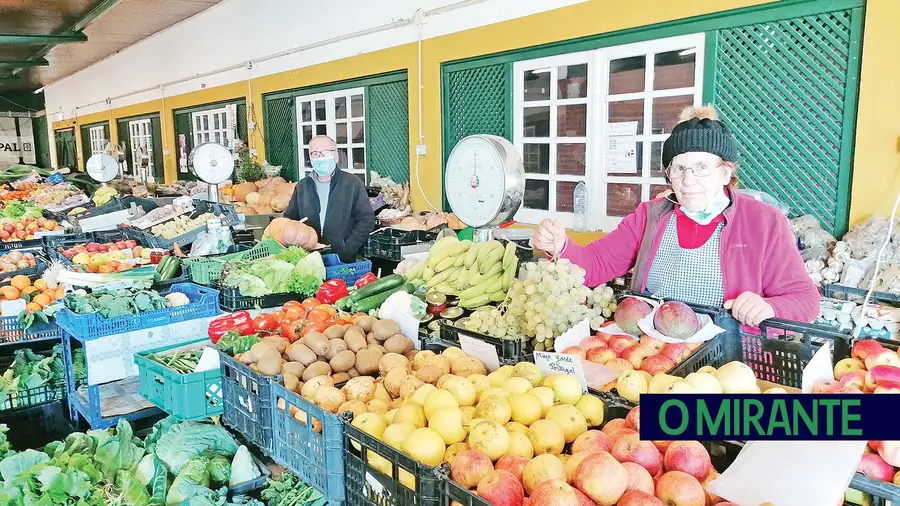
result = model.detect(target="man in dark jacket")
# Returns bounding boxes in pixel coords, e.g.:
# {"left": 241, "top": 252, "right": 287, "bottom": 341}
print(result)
{"left": 283, "top": 135, "right": 375, "bottom": 262}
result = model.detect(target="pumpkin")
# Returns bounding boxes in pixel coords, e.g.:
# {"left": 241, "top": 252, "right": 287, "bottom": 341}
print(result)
{"left": 275, "top": 183, "right": 295, "bottom": 196}
{"left": 245, "top": 192, "right": 261, "bottom": 205}
{"left": 269, "top": 217, "right": 288, "bottom": 241}
{"left": 233, "top": 182, "right": 258, "bottom": 202}
{"left": 271, "top": 194, "right": 290, "bottom": 212}
{"left": 256, "top": 193, "right": 272, "bottom": 207}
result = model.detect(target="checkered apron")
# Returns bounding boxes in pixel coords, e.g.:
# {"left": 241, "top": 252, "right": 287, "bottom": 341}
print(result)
{"left": 645, "top": 214, "right": 725, "bottom": 307}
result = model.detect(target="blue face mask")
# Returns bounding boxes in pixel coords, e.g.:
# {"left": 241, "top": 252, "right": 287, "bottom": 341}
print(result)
{"left": 311, "top": 157, "right": 336, "bottom": 177}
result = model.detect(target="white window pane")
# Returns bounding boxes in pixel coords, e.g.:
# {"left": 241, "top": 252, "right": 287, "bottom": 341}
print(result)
{"left": 556, "top": 181, "right": 577, "bottom": 213}
{"left": 350, "top": 95, "right": 364, "bottom": 118}
{"left": 608, "top": 99, "right": 644, "bottom": 133}
{"left": 335, "top": 97, "right": 347, "bottom": 119}
{"left": 654, "top": 49, "right": 696, "bottom": 90}
{"left": 609, "top": 55, "right": 646, "bottom": 95}
{"left": 557, "top": 64, "right": 588, "bottom": 99}
{"left": 315, "top": 100, "right": 326, "bottom": 121}
{"left": 652, "top": 95, "right": 693, "bottom": 135}
{"left": 557, "top": 143, "right": 586, "bottom": 176}
{"left": 522, "top": 144, "right": 549, "bottom": 174}
{"left": 336, "top": 123, "right": 347, "bottom": 144}
{"left": 523, "top": 107, "right": 550, "bottom": 137}
{"left": 352, "top": 121, "right": 364, "bottom": 143}
{"left": 524, "top": 69, "right": 550, "bottom": 101}
{"left": 557, "top": 105, "right": 586, "bottom": 137}
{"left": 606, "top": 183, "right": 642, "bottom": 217}
{"left": 524, "top": 180, "right": 549, "bottom": 210}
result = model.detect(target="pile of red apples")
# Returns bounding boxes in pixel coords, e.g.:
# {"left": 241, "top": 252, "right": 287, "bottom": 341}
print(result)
{"left": 561, "top": 330, "right": 703, "bottom": 377}
{"left": 817, "top": 339, "right": 900, "bottom": 486}
{"left": 449, "top": 405, "right": 735, "bottom": 506}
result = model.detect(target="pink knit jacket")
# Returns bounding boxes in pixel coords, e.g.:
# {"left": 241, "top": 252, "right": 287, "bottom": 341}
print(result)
{"left": 560, "top": 190, "right": 820, "bottom": 323}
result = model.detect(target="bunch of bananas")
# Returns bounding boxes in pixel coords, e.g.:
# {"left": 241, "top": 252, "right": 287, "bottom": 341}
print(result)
{"left": 405, "top": 237, "right": 519, "bottom": 308}
{"left": 92, "top": 186, "right": 118, "bottom": 206}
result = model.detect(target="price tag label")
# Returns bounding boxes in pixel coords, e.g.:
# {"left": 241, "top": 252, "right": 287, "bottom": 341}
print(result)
{"left": 534, "top": 352, "right": 588, "bottom": 393}
{"left": 34, "top": 230, "right": 65, "bottom": 238}
{"left": 0, "top": 299, "right": 26, "bottom": 317}
{"left": 458, "top": 331, "right": 500, "bottom": 372}
{"left": 48, "top": 172, "right": 65, "bottom": 184}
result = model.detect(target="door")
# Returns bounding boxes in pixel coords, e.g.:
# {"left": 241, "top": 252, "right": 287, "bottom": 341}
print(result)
{"left": 54, "top": 129, "right": 76, "bottom": 170}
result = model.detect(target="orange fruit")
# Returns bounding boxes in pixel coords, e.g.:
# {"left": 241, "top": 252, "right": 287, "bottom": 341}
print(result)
{"left": 32, "top": 293, "right": 51, "bottom": 308}
{"left": 55, "top": 287, "right": 65, "bottom": 299}
{"left": 33, "top": 279, "right": 46, "bottom": 290}
{"left": 10, "top": 275, "right": 30, "bottom": 291}
{"left": 21, "top": 286, "right": 39, "bottom": 298}
{"left": 25, "top": 302, "right": 42, "bottom": 312}
{"left": 0, "top": 286, "right": 20, "bottom": 300}
{"left": 98, "top": 265, "right": 114, "bottom": 274}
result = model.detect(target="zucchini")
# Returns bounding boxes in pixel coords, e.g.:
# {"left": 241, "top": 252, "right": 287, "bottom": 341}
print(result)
{"left": 335, "top": 296, "right": 352, "bottom": 311}
{"left": 352, "top": 283, "right": 415, "bottom": 313}
{"left": 155, "top": 256, "right": 170, "bottom": 279}
{"left": 349, "top": 274, "right": 405, "bottom": 302}
{"left": 163, "top": 257, "right": 180, "bottom": 280}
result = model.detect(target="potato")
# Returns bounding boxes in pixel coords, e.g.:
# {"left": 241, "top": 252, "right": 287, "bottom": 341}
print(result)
{"left": 301, "top": 375, "right": 334, "bottom": 401}
{"left": 367, "top": 399, "right": 389, "bottom": 415}
{"left": 347, "top": 367, "right": 359, "bottom": 378}
{"left": 249, "top": 364, "right": 260, "bottom": 372}
{"left": 415, "top": 365, "right": 443, "bottom": 385}
{"left": 441, "top": 346, "right": 467, "bottom": 362}
{"left": 372, "top": 320, "right": 400, "bottom": 341}
{"left": 384, "top": 367, "right": 409, "bottom": 398}
{"left": 239, "top": 353, "right": 255, "bottom": 365}
{"left": 354, "top": 315, "right": 377, "bottom": 333}
{"left": 330, "top": 350, "right": 356, "bottom": 373}
{"left": 399, "top": 376, "right": 425, "bottom": 400}
{"left": 281, "top": 361, "right": 306, "bottom": 378}
{"left": 344, "top": 329, "right": 367, "bottom": 353}
{"left": 342, "top": 376, "right": 377, "bottom": 403}
{"left": 412, "top": 350, "right": 436, "bottom": 369}
{"left": 355, "top": 348, "right": 384, "bottom": 375}
{"left": 384, "top": 335, "right": 414, "bottom": 355}
{"left": 450, "top": 356, "right": 487, "bottom": 377}
{"left": 404, "top": 350, "right": 419, "bottom": 361}
{"left": 302, "top": 361, "right": 333, "bottom": 381}
{"left": 305, "top": 331, "right": 331, "bottom": 356}
{"left": 283, "top": 373, "right": 301, "bottom": 392}
{"left": 326, "top": 339, "right": 348, "bottom": 360}
{"left": 332, "top": 372, "right": 351, "bottom": 384}
{"left": 263, "top": 335, "right": 288, "bottom": 353}
{"left": 366, "top": 332, "right": 379, "bottom": 346}
{"left": 257, "top": 353, "right": 284, "bottom": 376}
{"left": 379, "top": 353, "right": 410, "bottom": 377}
{"left": 324, "top": 325, "right": 347, "bottom": 339}
{"left": 314, "top": 386, "right": 346, "bottom": 413}
{"left": 286, "top": 343, "right": 317, "bottom": 366}
{"left": 338, "top": 400, "right": 368, "bottom": 418}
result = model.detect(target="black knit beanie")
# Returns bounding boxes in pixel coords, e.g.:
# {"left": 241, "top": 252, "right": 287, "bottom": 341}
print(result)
{"left": 662, "top": 105, "right": 737, "bottom": 169}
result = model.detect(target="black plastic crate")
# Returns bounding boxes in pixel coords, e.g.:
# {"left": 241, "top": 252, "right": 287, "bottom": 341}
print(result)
{"left": 439, "top": 322, "right": 531, "bottom": 365}
{"left": 0, "top": 399, "right": 75, "bottom": 451}
{"left": 364, "top": 228, "right": 437, "bottom": 262}
{"left": 44, "top": 230, "right": 133, "bottom": 264}
{"left": 65, "top": 198, "right": 127, "bottom": 225}
{"left": 669, "top": 314, "right": 852, "bottom": 389}
{"left": 217, "top": 284, "right": 304, "bottom": 312}
{"left": 344, "top": 411, "right": 446, "bottom": 506}
{"left": 821, "top": 283, "right": 900, "bottom": 306}
{"left": 0, "top": 238, "right": 43, "bottom": 252}
{"left": 219, "top": 350, "right": 279, "bottom": 455}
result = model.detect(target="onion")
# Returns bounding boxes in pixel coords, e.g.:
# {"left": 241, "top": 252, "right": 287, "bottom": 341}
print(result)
{"left": 7, "top": 251, "right": 22, "bottom": 263}
{"left": 245, "top": 192, "right": 261, "bottom": 205}
{"left": 271, "top": 194, "right": 290, "bottom": 212}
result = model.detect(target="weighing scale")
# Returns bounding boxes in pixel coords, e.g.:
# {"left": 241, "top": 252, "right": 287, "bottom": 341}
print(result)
{"left": 82, "top": 153, "right": 132, "bottom": 232}
{"left": 444, "top": 135, "right": 525, "bottom": 242}
{"left": 189, "top": 142, "right": 235, "bottom": 203}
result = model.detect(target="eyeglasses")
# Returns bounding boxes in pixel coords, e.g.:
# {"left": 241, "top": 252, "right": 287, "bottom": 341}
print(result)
{"left": 665, "top": 163, "right": 718, "bottom": 179}
{"left": 309, "top": 149, "right": 336, "bottom": 159}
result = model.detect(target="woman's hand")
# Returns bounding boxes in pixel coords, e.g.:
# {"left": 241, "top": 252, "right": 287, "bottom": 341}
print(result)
{"left": 724, "top": 292, "right": 775, "bottom": 326}
{"left": 532, "top": 219, "right": 567, "bottom": 255}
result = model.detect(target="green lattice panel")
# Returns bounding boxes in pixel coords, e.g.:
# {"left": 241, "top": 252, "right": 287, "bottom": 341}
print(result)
{"left": 367, "top": 80, "right": 410, "bottom": 183}
{"left": 444, "top": 64, "right": 510, "bottom": 153}
{"left": 711, "top": 10, "right": 856, "bottom": 234}
{"left": 264, "top": 96, "right": 299, "bottom": 181}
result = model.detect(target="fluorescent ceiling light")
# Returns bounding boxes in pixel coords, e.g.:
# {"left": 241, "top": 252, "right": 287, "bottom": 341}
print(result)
{"left": 530, "top": 68, "right": 550, "bottom": 74}
{"left": 679, "top": 48, "right": 697, "bottom": 56}
{"left": 33, "top": 87, "right": 44, "bottom": 95}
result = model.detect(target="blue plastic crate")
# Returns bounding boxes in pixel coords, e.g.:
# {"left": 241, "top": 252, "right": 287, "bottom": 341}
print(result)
{"left": 323, "top": 254, "right": 372, "bottom": 286}
{"left": 219, "top": 350, "right": 278, "bottom": 455}
{"left": 134, "top": 338, "right": 223, "bottom": 421}
{"left": 55, "top": 283, "right": 219, "bottom": 341}
{"left": 0, "top": 317, "right": 61, "bottom": 346}
{"left": 271, "top": 382, "right": 345, "bottom": 504}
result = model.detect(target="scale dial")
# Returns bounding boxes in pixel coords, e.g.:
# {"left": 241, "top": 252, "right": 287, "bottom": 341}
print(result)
{"left": 85, "top": 154, "right": 119, "bottom": 183}
{"left": 445, "top": 135, "right": 524, "bottom": 228}
{"left": 189, "top": 142, "right": 235, "bottom": 185}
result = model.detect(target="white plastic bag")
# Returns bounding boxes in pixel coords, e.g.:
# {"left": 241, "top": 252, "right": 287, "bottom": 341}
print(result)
{"left": 737, "top": 189, "right": 790, "bottom": 215}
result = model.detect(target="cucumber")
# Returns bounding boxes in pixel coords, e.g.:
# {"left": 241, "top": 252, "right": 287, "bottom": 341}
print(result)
{"left": 352, "top": 283, "right": 415, "bottom": 313}
{"left": 335, "top": 296, "right": 352, "bottom": 311}
{"left": 162, "top": 257, "right": 180, "bottom": 281}
{"left": 155, "top": 256, "right": 171, "bottom": 280}
{"left": 349, "top": 274, "right": 405, "bottom": 302}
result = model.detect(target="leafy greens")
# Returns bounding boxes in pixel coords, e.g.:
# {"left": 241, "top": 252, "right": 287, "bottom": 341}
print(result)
{"left": 222, "top": 251, "right": 325, "bottom": 298}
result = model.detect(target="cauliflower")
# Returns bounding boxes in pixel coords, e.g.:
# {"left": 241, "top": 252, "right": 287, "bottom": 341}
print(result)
{"left": 165, "top": 292, "right": 191, "bottom": 307}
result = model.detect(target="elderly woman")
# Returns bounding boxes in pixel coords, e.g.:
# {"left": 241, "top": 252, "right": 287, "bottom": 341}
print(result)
{"left": 532, "top": 106, "right": 819, "bottom": 325}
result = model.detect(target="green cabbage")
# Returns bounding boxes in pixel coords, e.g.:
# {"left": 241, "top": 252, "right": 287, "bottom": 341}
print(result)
{"left": 153, "top": 423, "right": 237, "bottom": 475}
{"left": 206, "top": 454, "right": 231, "bottom": 485}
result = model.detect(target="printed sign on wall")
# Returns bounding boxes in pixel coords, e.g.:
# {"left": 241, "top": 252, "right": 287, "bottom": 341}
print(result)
{"left": 0, "top": 117, "right": 36, "bottom": 167}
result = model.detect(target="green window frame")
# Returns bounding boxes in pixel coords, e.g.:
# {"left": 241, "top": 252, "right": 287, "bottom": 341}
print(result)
{"left": 440, "top": 0, "right": 864, "bottom": 236}
{"left": 117, "top": 113, "right": 165, "bottom": 182}
{"left": 54, "top": 128, "right": 76, "bottom": 170}
{"left": 262, "top": 70, "right": 409, "bottom": 183}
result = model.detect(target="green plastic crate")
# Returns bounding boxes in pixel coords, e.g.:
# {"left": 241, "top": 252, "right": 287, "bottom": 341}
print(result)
{"left": 134, "top": 338, "right": 223, "bottom": 421}
{"left": 184, "top": 239, "right": 285, "bottom": 285}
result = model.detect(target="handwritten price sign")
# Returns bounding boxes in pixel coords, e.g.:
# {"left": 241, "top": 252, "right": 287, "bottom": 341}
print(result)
{"left": 533, "top": 352, "right": 588, "bottom": 393}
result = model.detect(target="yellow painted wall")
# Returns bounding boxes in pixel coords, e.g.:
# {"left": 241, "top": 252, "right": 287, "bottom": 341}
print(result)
{"left": 51, "top": 0, "right": 899, "bottom": 241}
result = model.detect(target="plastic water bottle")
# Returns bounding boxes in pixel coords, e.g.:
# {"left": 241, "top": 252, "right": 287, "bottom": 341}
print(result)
{"left": 574, "top": 181, "right": 587, "bottom": 231}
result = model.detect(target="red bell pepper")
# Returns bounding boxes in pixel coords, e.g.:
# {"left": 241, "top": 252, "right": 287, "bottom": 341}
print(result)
{"left": 355, "top": 272, "right": 378, "bottom": 289}
{"left": 316, "top": 279, "right": 349, "bottom": 305}
{"left": 208, "top": 310, "right": 254, "bottom": 343}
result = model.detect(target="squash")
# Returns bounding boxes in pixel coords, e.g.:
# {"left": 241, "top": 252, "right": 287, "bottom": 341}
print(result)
{"left": 233, "top": 182, "right": 258, "bottom": 202}
{"left": 269, "top": 217, "right": 319, "bottom": 248}
{"left": 303, "top": 228, "right": 319, "bottom": 249}
{"left": 271, "top": 193, "right": 290, "bottom": 212}
{"left": 245, "top": 192, "right": 261, "bottom": 205}
{"left": 269, "top": 217, "right": 289, "bottom": 243}
{"left": 254, "top": 205, "right": 274, "bottom": 214}
{"left": 256, "top": 193, "right": 272, "bottom": 207}
{"left": 237, "top": 206, "right": 256, "bottom": 215}
{"left": 275, "top": 183, "right": 295, "bottom": 196}
{"left": 255, "top": 178, "right": 273, "bottom": 190}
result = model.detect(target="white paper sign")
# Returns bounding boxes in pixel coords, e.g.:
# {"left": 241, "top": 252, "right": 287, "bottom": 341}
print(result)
{"left": 607, "top": 121, "right": 638, "bottom": 174}
{"left": 458, "top": 332, "right": 500, "bottom": 372}
{"left": 194, "top": 346, "right": 221, "bottom": 373}
{"left": 553, "top": 318, "right": 590, "bottom": 352}
{"left": 801, "top": 340, "right": 834, "bottom": 393}
{"left": 534, "top": 352, "right": 588, "bottom": 393}
{"left": 0, "top": 299, "right": 26, "bottom": 317}
{"left": 707, "top": 440, "right": 867, "bottom": 506}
